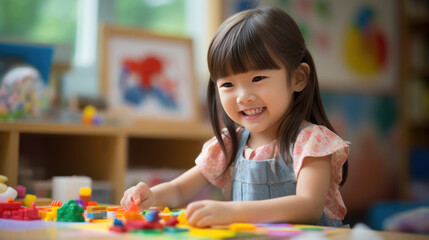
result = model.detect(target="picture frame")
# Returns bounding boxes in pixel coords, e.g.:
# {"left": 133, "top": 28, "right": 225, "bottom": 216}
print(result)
{"left": 99, "top": 24, "right": 200, "bottom": 127}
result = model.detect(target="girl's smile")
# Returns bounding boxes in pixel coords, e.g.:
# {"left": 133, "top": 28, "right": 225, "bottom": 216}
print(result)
{"left": 241, "top": 107, "right": 266, "bottom": 119}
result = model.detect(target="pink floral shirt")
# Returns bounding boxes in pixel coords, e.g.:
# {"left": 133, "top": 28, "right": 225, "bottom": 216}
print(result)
{"left": 195, "top": 124, "right": 349, "bottom": 220}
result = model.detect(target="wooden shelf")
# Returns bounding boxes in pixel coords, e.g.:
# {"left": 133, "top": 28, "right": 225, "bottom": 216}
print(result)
{"left": 0, "top": 120, "right": 212, "bottom": 204}
{"left": 399, "top": 0, "right": 429, "bottom": 199}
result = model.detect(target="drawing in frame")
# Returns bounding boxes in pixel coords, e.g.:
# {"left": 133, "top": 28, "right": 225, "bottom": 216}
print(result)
{"left": 99, "top": 24, "right": 200, "bottom": 127}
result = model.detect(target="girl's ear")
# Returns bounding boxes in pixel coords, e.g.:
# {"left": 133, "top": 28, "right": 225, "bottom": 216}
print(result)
{"left": 292, "top": 63, "right": 310, "bottom": 92}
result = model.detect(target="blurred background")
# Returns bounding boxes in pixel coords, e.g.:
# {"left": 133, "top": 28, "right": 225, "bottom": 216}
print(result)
{"left": 0, "top": 0, "right": 428, "bottom": 230}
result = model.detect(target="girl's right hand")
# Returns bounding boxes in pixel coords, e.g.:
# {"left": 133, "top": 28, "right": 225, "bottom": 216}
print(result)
{"left": 120, "top": 182, "right": 155, "bottom": 211}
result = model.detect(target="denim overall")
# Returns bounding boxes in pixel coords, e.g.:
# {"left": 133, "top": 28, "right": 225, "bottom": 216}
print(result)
{"left": 231, "top": 128, "right": 345, "bottom": 227}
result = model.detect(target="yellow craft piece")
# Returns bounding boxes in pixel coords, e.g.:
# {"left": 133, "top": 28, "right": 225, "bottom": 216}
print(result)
{"left": 45, "top": 211, "right": 54, "bottom": 221}
{"left": 177, "top": 211, "right": 188, "bottom": 225}
{"left": 190, "top": 228, "right": 235, "bottom": 238}
{"left": 159, "top": 212, "right": 172, "bottom": 222}
{"left": 116, "top": 209, "right": 124, "bottom": 218}
{"left": 162, "top": 206, "right": 171, "bottom": 213}
{"left": 80, "top": 187, "right": 92, "bottom": 196}
{"left": 23, "top": 194, "right": 37, "bottom": 207}
{"left": 229, "top": 223, "right": 256, "bottom": 231}
{"left": 51, "top": 206, "right": 59, "bottom": 220}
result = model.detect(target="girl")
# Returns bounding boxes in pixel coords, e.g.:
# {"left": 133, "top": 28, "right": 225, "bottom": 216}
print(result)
{"left": 121, "top": 7, "right": 349, "bottom": 228}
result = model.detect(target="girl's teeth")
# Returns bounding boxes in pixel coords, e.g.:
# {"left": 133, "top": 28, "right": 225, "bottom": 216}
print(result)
{"left": 244, "top": 108, "right": 263, "bottom": 116}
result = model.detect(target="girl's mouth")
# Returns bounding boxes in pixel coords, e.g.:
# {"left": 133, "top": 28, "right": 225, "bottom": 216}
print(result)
{"left": 241, "top": 107, "right": 266, "bottom": 117}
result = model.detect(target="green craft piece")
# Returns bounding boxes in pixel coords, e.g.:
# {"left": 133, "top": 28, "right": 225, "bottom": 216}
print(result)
{"left": 57, "top": 200, "right": 85, "bottom": 222}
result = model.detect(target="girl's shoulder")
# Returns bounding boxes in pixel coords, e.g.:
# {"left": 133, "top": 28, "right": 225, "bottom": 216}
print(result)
{"left": 195, "top": 127, "right": 244, "bottom": 188}
{"left": 293, "top": 122, "right": 349, "bottom": 181}
{"left": 293, "top": 123, "right": 349, "bottom": 168}
{"left": 297, "top": 123, "right": 341, "bottom": 142}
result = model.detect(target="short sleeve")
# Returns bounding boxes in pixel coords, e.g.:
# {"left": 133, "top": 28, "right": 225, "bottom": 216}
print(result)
{"left": 195, "top": 128, "right": 243, "bottom": 189}
{"left": 293, "top": 125, "right": 349, "bottom": 185}
{"left": 293, "top": 125, "right": 349, "bottom": 219}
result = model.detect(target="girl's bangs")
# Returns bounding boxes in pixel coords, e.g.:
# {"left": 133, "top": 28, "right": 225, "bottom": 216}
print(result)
{"left": 209, "top": 22, "right": 280, "bottom": 80}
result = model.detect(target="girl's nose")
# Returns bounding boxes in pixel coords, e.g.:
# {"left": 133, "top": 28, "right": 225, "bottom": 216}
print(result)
{"left": 236, "top": 89, "right": 256, "bottom": 104}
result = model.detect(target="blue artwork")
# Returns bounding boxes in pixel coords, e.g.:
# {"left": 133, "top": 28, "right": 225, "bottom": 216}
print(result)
{"left": 119, "top": 54, "right": 178, "bottom": 110}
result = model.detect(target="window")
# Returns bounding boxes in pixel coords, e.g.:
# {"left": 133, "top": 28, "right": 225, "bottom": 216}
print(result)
{"left": 115, "top": 0, "right": 186, "bottom": 35}
{"left": 0, "top": 0, "right": 77, "bottom": 45}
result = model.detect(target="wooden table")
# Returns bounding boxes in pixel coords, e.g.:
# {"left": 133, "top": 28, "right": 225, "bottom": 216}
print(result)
{"left": 0, "top": 223, "right": 428, "bottom": 240}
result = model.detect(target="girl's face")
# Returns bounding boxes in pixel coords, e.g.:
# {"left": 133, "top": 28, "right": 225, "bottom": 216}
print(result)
{"left": 217, "top": 67, "right": 293, "bottom": 140}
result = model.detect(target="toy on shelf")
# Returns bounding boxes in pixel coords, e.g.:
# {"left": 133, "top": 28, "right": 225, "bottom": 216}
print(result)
{"left": 0, "top": 65, "right": 52, "bottom": 120}
{"left": 81, "top": 105, "right": 102, "bottom": 125}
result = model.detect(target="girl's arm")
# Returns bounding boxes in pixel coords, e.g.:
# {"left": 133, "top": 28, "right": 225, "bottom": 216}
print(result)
{"left": 151, "top": 166, "right": 210, "bottom": 207}
{"left": 186, "top": 155, "right": 331, "bottom": 227}
{"left": 121, "top": 166, "right": 209, "bottom": 210}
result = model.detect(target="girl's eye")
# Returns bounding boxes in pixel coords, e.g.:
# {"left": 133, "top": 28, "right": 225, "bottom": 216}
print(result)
{"left": 252, "top": 76, "right": 266, "bottom": 82}
{"left": 220, "top": 82, "right": 234, "bottom": 88}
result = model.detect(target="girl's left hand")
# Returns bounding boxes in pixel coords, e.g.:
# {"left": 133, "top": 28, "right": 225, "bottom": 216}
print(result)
{"left": 186, "top": 200, "right": 237, "bottom": 227}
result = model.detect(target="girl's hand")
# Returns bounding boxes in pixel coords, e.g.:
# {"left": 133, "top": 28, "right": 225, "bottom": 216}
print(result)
{"left": 120, "top": 182, "right": 154, "bottom": 211}
{"left": 186, "top": 200, "right": 237, "bottom": 227}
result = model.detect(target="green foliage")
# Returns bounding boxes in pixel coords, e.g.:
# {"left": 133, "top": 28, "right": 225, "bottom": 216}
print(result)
{"left": 115, "top": 0, "right": 185, "bottom": 35}
{"left": 0, "top": 0, "right": 77, "bottom": 44}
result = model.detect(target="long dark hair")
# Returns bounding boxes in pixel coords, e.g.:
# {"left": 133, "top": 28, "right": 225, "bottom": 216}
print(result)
{"left": 207, "top": 7, "right": 348, "bottom": 186}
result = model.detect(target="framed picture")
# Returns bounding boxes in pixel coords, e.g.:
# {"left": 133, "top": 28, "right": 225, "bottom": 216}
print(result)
{"left": 99, "top": 24, "right": 200, "bottom": 126}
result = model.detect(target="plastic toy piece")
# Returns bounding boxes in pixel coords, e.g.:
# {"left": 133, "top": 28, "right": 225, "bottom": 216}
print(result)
{"left": 23, "top": 194, "right": 36, "bottom": 207}
{"left": 80, "top": 187, "right": 91, "bottom": 197}
{"left": 85, "top": 205, "right": 107, "bottom": 220}
{"left": 14, "top": 185, "right": 26, "bottom": 198}
{"left": 125, "top": 219, "right": 147, "bottom": 231}
{"left": 79, "top": 187, "right": 91, "bottom": 209}
{"left": 0, "top": 187, "right": 18, "bottom": 202}
{"left": 109, "top": 218, "right": 127, "bottom": 232}
{"left": 81, "top": 105, "right": 102, "bottom": 125}
{"left": 229, "top": 223, "right": 257, "bottom": 231}
{"left": 45, "top": 206, "right": 57, "bottom": 221}
{"left": 124, "top": 202, "right": 143, "bottom": 221}
{"left": 107, "top": 207, "right": 120, "bottom": 219}
{"left": 116, "top": 208, "right": 125, "bottom": 218}
{"left": 0, "top": 200, "right": 40, "bottom": 221}
{"left": 164, "top": 226, "right": 189, "bottom": 233}
{"left": 0, "top": 199, "right": 22, "bottom": 219}
{"left": 164, "top": 215, "right": 179, "bottom": 227}
{"left": 0, "top": 175, "right": 8, "bottom": 194}
{"left": 13, "top": 202, "right": 41, "bottom": 220}
{"left": 86, "top": 206, "right": 107, "bottom": 213}
{"left": 190, "top": 228, "right": 235, "bottom": 238}
{"left": 139, "top": 220, "right": 163, "bottom": 230}
{"left": 57, "top": 199, "right": 85, "bottom": 222}
{"left": 177, "top": 211, "right": 189, "bottom": 226}
{"left": 159, "top": 207, "right": 172, "bottom": 221}
{"left": 86, "top": 211, "right": 107, "bottom": 219}
{"left": 51, "top": 201, "right": 62, "bottom": 207}
{"left": 145, "top": 209, "right": 160, "bottom": 222}
{"left": 162, "top": 207, "right": 171, "bottom": 214}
